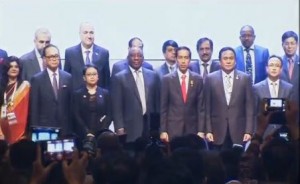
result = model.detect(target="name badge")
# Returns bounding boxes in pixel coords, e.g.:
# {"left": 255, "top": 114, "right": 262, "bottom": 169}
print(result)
{"left": 7, "top": 112, "right": 17, "bottom": 125}
{"left": 1, "top": 105, "right": 7, "bottom": 119}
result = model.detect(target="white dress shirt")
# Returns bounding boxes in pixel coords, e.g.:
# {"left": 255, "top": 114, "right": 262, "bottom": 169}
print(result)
{"left": 35, "top": 48, "right": 44, "bottom": 71}
{"left": 222, "top": 70, "right": 234, "bottom": 105}
{"left": 47, "top": 68, "right": 60, "bottom": 88}
{"left": 81, "top": 44, "right": 93, "bottom": 64}
{"left": 199, "top": 60, "right": 212, "bottom": 77}
{"left": 267, "top": 78, "right": 279, "bottom": 98}
{"left": 177, "top": 69, "right": 190, "bottom": 94}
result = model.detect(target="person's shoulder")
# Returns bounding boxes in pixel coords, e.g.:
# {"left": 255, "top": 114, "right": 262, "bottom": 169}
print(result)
{"left": 253, "top": 80, "right": 265, "bottom": 88}
{"left": 94, "top": 44, "right": 109, "bottom": 53}
{"left": 113, "top": 59, "right": 127, "bottom": 66}
{"left": 254, "top": 44, "right": 268, "bottom": 51}
{"left": 190, "top": 70, "right": 201, "bottom": 78}
{"left": 60, "top": 70, "right": 72, "bottom": 78}
{"left": 280, "top": 79, "right": 293, "bottom": 88}
{"left": 65, "top": 44, "right": 80, "bottom": 52}
{"left": 20, "top": 50, "right": 35, "bottom": 60}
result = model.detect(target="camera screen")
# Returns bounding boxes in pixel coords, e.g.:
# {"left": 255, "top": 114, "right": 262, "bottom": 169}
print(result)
{"left": 63, "top": 139, "right": 74, "bottom": 152}
{"left": 44, "top": 139, "right": 75, "bottom": 161}
{"left": 31, "top": 127, "right": 60, "bottom": 142}
{"left": 47, "top": 140, "right": 63, "bottom": 153}
{"left": 269, "top": 99, "right": 282, "bottom": 107}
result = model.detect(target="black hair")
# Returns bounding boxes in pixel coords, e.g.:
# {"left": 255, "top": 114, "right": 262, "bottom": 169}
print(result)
{"left": 281, "top": 31, "right": 298, "bottom": 43}
{"left": 128, "top": 37, "right": 143, "bottom": 48}
{"left": 176, "top": 46, "right": 192, "bottom": 59}
{"left": 196, "top": 37, "right": 213, "bottom": 51}
{"left": 82, "top": 64, "right": 99, "bottom": 76}
{"left": 218, "top": 47, "right": 236, "bottom": 61}
{"left": 162, "top": 40, "right": 178, "bottom": 53}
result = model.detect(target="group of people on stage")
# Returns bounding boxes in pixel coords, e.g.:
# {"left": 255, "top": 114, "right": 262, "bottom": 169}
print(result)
{"left": 0, "top": 22, "right": 298, "bottom": 151}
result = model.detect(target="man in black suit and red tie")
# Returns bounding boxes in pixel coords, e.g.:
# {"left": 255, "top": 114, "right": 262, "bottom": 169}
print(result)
{"left": 64, "top": 22, "right": 110, "bottom": 90}
{"left": 205, "top": 47, "right": 254, "bottom": 150}
{"left": 30, "top": 44, "right": 73, "bottom": 136}
{"left": 160, "top": 46, "right": 205, "bottom": 142}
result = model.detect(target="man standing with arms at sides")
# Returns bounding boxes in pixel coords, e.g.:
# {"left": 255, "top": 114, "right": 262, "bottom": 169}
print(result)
{"left": 111, "top": 37, "right": 153, "bottom": 77}
{"left": 253, "top": 55, "right": 293, "bottom": 136}
{"left": 160, "top": 46, "right": 204, "bottom": 142}
{"left": 205, "top": 47, "right": 254, "bottom": 150}
{"left": 64, "top": 22, "right": 110, "bottom": 90}
{"left": 20, "top": 28, "right": 51, "bottom": 82}
{"left": 280, "top": 31, "right": 299, "bottom": 106}
{"left": 235, "top": 25, "right": 269, "bottom": 84}
{"left": 155, "top": 40, "right": 178, "bottom": 80}
{"left": 111, "top": 47, "right": 160, "bottom": 143}
{"left": 30, "top": 44, "right": 72, "bottom": 136}
{"left": 189, "top": 37, "right": 220, "bottom": 81}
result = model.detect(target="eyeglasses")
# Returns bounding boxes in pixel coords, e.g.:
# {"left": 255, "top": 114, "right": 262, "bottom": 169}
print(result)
{"left": 85, "top": 73, "right": 98, "bottom": 77}
{"left": 38, "top": 40, "right": 50, "bottom": 44}
{"left": 45, "top": 54, "right": 59, "bottom": 60}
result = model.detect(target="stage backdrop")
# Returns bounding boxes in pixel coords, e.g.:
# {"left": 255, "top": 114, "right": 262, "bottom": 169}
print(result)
{"left": 0, "top": 0, "right": 299, "bottom": 69}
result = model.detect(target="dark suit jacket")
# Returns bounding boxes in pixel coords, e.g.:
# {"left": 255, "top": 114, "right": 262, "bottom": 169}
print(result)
{"left": 72, "top": 86, "right": 112, "bottom": 139}
{"left": 188, "top": 59, "right": 220, "bottom": 75}
{"left": 205, "top": 70, "right": 254, "bottom": 145}
{"left": 0, "top": 49, "right": 8, "bottom": 76}
{"left": 111, "top": 59, "right": 153, "bottom": 77}
{"left": 253, "top": 79, "right": 293, "bottom": 124}
{"left": 20, "top": 50, "right": 42, "bottom": 82}
{"left": 64, "top": 43, "right": 110, "bottom": 90}
{"left": 235, "top": 45, "right": 269, "bottom": 84}
{"left": 160, "top": 71, "right": 204, "bottom": 140}
{"left": 30, "top": 70, "right": 73, "bottom": 135}
{"left": 155, "top": 62, "right": 174, "bottom": 80}
{"left": 111, "top": 67, "right": 160, "bottom": 142}
{"left": 280, "top": 54, "right": 299, "bottom": 104}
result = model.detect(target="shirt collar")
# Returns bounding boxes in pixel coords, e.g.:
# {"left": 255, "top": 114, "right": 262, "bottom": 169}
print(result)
{"left": 243, "top": 45, "right": 254, "bottom": 51}
{"left": 81, "top": 44, "right": 93, "bottom": 53}
{"left": 165, "top": 62, "right": 176, "bottom": 69}
{"left": 34, "top": 48, "right": 42, "bottom": 58}
{"left": 47, "top": 68, "right": 59, "bottom": 75}
{"left": 177, "top": 69, "right": 190, "bottom": 78}
{"left": 200, "top": 60, "right": 212, "bottom": 65}
{"left": 129, "top": 66, "right": 142, "bottom": 73}
{"left": 267, "top": 78, "right": 279, "bottom": 85}
{"left": 222, "top": 70, "right": 234, "bottom": 78}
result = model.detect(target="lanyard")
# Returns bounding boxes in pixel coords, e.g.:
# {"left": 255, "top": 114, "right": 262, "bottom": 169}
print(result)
{"left": 4, "top": 82, "right": 17, "bottom": 106}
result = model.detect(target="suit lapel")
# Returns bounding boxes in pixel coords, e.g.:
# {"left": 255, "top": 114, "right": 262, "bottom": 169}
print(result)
{"left": 173, "top": 72, "right": 184, "bottom": 103}
{"left": 76, "top": 44, "right": 85, "bottom": 67}
{"left": 163, "top": 63, "right": 169, "bottom": 75}
{"left": 92, "top": 45, "right": 101, "bottom": 64}
{"left": 30, "top": 50, "right": 42, "bottom": 72}
{"left": 196, "top": 60, "right": 201, "bottom": 75}
{"left": 228, "top": 71, "right": 239, "bottom": 106}
{"left": 186, "top": 71, "right": 194, "bottom": 103}
{"left": 126, "top": 69, "right": 141, "bottom": 104}
{"left": 43, "top": 70, "right": 57, "bottom": 101}
{"left": 262, "top": 79, "right": 271, "bottom": 98}
{"left": 278, "top": 80, "right": 286, "bottom": 98}
{"left": 254, "top": 46, "right": 260, "bottom": 83}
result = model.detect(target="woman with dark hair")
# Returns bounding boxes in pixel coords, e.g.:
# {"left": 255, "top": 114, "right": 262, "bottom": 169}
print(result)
{"left": 72, "top": 64, "right": 112, "bottom": 141}
{"left": 0, "top": 56, "right": 30, "bottom": 144}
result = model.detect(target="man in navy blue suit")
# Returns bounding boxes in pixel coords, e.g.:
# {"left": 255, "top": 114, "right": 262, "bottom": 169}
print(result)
{"left": 111, "top": 47, "right": 160, "bottom": 142}
{"left": 189, "top": 37, "right": 220, "bottom": 80}
{"left": 0, "top": 48, "right": 8, "bottom": 75}
{"left": 30, "top": 44, "right": 73, "bottom": 136}
{"left": 235, "top": 25, "right": 269, "bottom": 84}
{"left": 155, "top": 40, "right": 178, "bottom": 80}
{"left": 280, "top": 31, "right": 299, "bottom": 105}
{"left": 111, "top": 37, "right": 153, "bottom": 77}
{"left": 64, "top": 22, "right": 110, "bottom": 90}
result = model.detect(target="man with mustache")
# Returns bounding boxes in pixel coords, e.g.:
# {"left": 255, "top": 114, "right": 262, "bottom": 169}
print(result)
{"left": 189, "top": 37, "right": 220, "bottom": 81}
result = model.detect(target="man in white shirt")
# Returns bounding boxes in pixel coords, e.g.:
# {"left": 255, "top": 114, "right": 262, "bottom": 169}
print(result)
{"left": 20, "top": 28, "right": 51, "bottom": 82}
{"left": 253, "top": 55, "right": 293, "bottom": 137}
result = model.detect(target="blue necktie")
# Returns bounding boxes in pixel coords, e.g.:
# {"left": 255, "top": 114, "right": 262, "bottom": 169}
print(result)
{"left": 245, "top": 48, "right": 253, "bottom": 80}
{"left": 85, "top": 50, "right": 91, "bottom": 64}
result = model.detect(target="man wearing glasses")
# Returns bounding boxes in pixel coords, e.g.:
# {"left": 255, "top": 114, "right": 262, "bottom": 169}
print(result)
{"left": 30, "top": 44, "right": 73, "bottom": 136}
{"left": 20, "top": 28, "right": 51, "bottom": 82}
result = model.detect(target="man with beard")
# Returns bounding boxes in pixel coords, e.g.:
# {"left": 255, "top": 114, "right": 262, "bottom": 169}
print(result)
{"left": 20, "top": 28, "right": 51, "bottom": 82}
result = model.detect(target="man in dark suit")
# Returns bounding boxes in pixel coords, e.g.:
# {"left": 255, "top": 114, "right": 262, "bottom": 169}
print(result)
{"left": 64, "top": 22, "right": 110, "bottom": 90}
{"left": 0, "top": 48, "right": 8, "bottom": 75}
{"left": 254, "top": 55, "right": 293, "bottom": 137}
{"left": 160, "top": 46, "right": 204, "bottom": 142}
{"left": 155, "top": 40, "right": 178, "bottom": 80}
{"left": 111, "top": 37, "right": 153, "bottom": 77}
{"left": 189, "top": 37, "right": 220, "bottom": 80}
{"left": 30, "top": 44, "right": 72, "bottom": 136}
{"left": 111, "top": 47, "right": 160, "bottom": 143}
{"left": 20, "top": 28, "right": 51, "bottom": 82}
{"left": 205, "top": 47, "right": 254, "bottom": 150}
{"left": 235, "top": 25, "right": 269, "bottom": 84}
{"left": 280, "top": 31, "right": 299, "bottom": 105}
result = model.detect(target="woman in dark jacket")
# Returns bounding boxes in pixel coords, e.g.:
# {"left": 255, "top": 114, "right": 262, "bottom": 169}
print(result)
{"left": 72, "top": 64, "right": 112, "bottom": 140}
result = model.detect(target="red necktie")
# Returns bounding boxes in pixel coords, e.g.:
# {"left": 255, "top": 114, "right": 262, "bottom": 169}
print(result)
{"left": 181, "top": 74, "right": 187, "bottom": 103}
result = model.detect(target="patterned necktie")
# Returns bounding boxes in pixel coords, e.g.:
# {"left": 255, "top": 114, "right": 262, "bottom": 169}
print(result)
{"left": 135, "top": 70, "right": 146, "bottom": 115}
{"left": 288, "top": 58, "right": 294, "bottom": 80}
{"left": 225, "top": 75, "right": 232, "bottom": 105}
{"left": 245, "top": 48, "right": 253, "bottom": 80}
{"left": 52, "top": 72, "right": 58, "bottom": 99}
{"left": 202, "top": 63, "right": 208, "bottom": 80}
{"left": 181, "top": 74, "right": 187, "bottom": 103}
{"left": 271, "top": 82, "right": 277, "bottom": 98}
{"left": 85, "top": 50, "right": 91, "bottom": 64}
